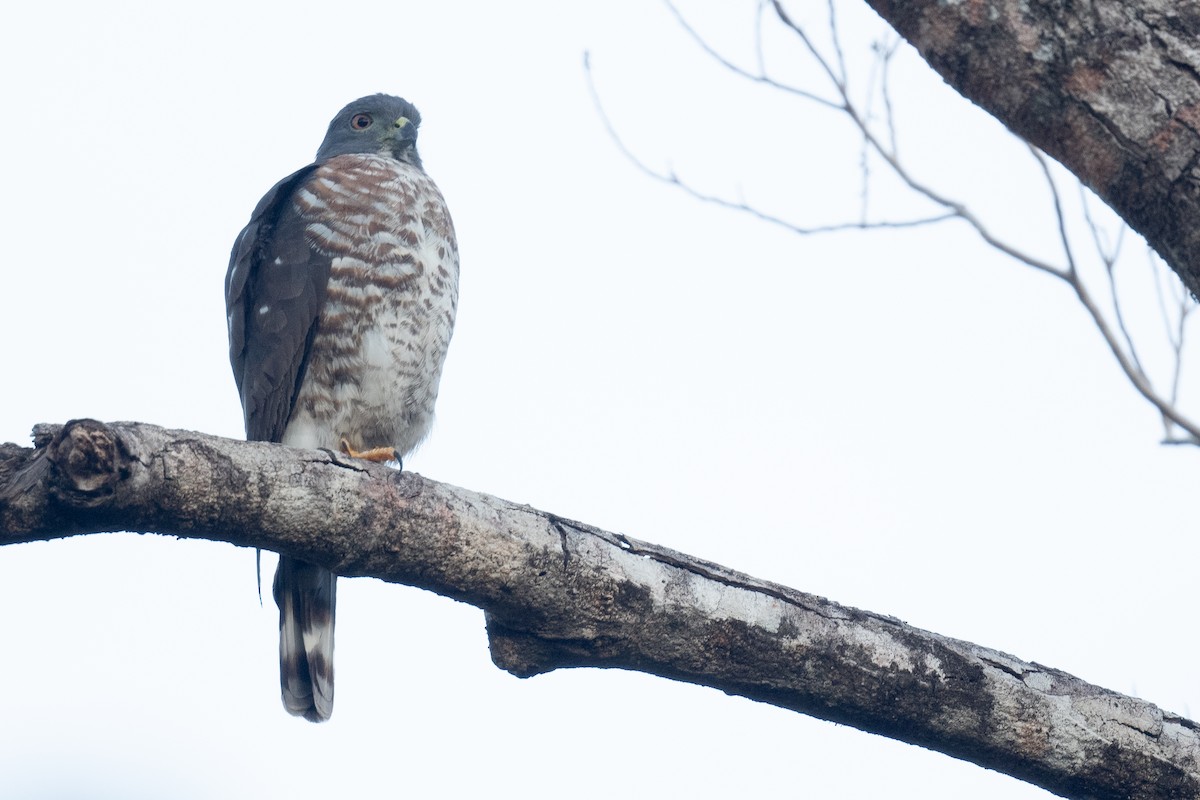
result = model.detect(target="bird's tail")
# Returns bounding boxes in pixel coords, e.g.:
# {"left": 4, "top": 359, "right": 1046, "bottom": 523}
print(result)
{"left": 273, "top": 556, "right": 336, "bottom": 722}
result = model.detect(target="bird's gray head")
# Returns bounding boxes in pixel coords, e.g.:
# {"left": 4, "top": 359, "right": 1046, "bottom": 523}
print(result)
{"left": 314, "top": 93, "right": 424, "bottom": 168}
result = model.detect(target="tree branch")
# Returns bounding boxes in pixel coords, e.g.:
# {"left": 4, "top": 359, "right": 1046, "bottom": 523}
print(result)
{"left": 860, "top": 0, "right": 1200, "bottom": 298}
{"left": 582, "top": 50, "right": 958, "bottom": 235}
{"left": 2, "top": 419, "right": 1198, "bottom": 800}
{"left": 603, "top": 2, "right": 1200, "bottom": 446}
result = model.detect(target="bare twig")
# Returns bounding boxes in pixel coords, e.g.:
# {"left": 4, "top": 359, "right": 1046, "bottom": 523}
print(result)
{"left": 1148, "top": 247, "right": 1198, "bottom": 440}
{"left": 1082, "top": 187, "right": 1145, "bottom": 380}
{"left": 1029, "top": 147, "right": 1079, "bottom": 278}
{"left": 769, "top": 1, "right": 1073, "bottom": 281}
{"left": 583, "top": 52, "right": 957, "bottom": 235}
{"left": 1006, "top": 142, "right": 1200, "bottom": 443}
{"left": 663, "top": 1, "right": 841, "bottom": 110}
{"left": 753, "top": 0, "right": 768, "bottom": 76}
{"left": 778, "top": 0, "right": 1200, "bottom": 442}
{"left": 596, "top": 0, "right": 1199, "bottom": 445}
{"left": 878, "top": 36, "right": 901, "bottom": 157}
{"left": 826, "top": 0, "right": 849, "bottom": 89}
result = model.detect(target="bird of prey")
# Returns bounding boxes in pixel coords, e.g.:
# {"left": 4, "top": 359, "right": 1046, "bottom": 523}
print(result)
{"left": 225, "top": 94, "right": 459, "bottom": 721}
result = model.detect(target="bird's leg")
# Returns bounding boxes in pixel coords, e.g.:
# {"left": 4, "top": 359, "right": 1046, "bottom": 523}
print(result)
{"left": 339, "top": 437, "right": 401, "bottom": 464}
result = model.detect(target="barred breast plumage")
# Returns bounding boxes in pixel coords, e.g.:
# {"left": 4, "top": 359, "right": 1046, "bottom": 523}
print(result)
{"left": 280, "top": 153, "right": 459, "bottom": 457}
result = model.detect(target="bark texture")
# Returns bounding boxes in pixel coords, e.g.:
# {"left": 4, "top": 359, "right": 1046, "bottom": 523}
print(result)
{"left": 861, "top": 0, "right": 1200, "bottom": 296}
{"left": 1, "top": 419, "right": 1197, "bottom": 799}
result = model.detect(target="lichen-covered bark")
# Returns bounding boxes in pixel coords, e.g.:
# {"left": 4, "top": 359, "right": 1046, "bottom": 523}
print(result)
{"left": 860, "top": 0, "right": 1200, "bottom": 296}
{"left": 2, "top": 420, "right": 1197, "bottom": 799}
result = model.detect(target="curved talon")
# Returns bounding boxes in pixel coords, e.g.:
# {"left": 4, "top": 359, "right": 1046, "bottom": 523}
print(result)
{"left": 338, "top": 437, "right": 400, "bottom": 463}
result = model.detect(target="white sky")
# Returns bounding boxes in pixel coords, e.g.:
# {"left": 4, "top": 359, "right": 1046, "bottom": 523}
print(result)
{"left": 1, "top": 2, "right": 1196, "bottom": 798}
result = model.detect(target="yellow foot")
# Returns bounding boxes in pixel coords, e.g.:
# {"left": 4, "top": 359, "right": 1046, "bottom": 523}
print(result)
{"left": 339, "top": 437, "right": 400, "bottom": 463}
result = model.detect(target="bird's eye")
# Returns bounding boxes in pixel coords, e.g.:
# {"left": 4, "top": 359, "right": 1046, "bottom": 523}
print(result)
{"left": 350, "top": 113, "right": 373, "bottom": 130}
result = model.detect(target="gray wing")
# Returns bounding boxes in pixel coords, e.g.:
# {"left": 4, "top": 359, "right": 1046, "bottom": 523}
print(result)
{"left": 226, "top": 165, "right": 332, "bottom": 443}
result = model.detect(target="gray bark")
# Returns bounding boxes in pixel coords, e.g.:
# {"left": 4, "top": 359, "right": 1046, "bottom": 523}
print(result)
{"left": 859, "top": 0, "right": 1200, "bottom": 297}
{"left": 2, "top": 419, "right": 1197, "bottom": 799}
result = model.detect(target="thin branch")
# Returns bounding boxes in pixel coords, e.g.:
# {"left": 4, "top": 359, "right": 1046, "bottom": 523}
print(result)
{"left": 861, "top": 0, "right": 1200, "bottom": 300}
{"left": 1150, "top": 247, "right": 1197, "bottom": 435}
{"left": 767, "top": 0, "right": 1072, "bottom": 281}
{"left": 641, "top": 1, "right": 1200, "bottom": 445}
{"left": 878, "top": 36, "right": 901, "bottom": 156}
{"left": 1064, "top": 269, "right": 1200, "bottom": 442}
{"left": 1082, "top": 187, "right": 1145, "bottom": 381}
{"left": 826, "top": 0, "right": 849, "bottom": 88}
{"left": 583, "top": 52, "right": 956, "bottom": 235}
{"left": 773, "top": 0, "right": 848, "bottom": 95}
{"left": 1171, "top": 288, "right": 1196, "bottom": 409}
{"left": 662, "top": 0, "right": 842, "bottom": 110}
{"left": 598, "top": 4, "right": 1199, "bottom": 444}
{"left": 858, "top": 35, "right": 885, "bottom": 222}
{"left": 753, "top": 0, "right": 768, "bottom": 76}
{"left": 822, "top": 19, "right": 1200, "bottom": 442}
{"left": 1029, "top": 146, "right": 1079, "bottom": 278}
{"left": 1080, "top": 187, "right": 1126, "bottom": 265}
{"left": 1028, "top": 160, "right": 1200, "bottom": 441}
{"left": 1151, "top": 250, "right": 1181, "bottom": 351}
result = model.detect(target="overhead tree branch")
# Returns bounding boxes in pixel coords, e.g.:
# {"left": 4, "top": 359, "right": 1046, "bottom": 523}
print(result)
{"left": 2, "top": 419, "right": 1198, "bottom": 800}
{"left": 592, "top": 2, "right": 1200, "bottom": 445}
{"left": 857, "top": 0, "right": 1200, "bottom": 298}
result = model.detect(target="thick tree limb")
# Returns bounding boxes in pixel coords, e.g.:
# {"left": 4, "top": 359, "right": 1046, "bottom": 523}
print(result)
{"left": 857, "top": 0, "right": 1200, "bottom": 297}
{"left": 2, "top": 420, "right": 1198, "bottom": 799}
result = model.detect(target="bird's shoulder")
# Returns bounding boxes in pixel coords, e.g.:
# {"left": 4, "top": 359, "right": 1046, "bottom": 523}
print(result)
{"left": 225, "top": 163, "right": 322, "bottom": 304}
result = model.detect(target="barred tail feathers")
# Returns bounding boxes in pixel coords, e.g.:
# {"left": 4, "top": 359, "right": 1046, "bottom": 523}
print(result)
{"left": 274, "top": 556, "right": 336, "bottom": 722}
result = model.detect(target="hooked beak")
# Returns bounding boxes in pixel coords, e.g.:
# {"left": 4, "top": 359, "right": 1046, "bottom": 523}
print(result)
{"left": 380, "top": 115, "right": 419, "bottom": 162}
{"left": 392, "top": 116, "right": 416, "bottom": 145}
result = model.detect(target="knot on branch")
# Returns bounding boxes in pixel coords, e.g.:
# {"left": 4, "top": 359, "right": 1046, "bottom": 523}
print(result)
{"left": 485, "top": 613, "right": 583, "bottom": 678}
{"left": 46, "top": 419, "right": 130, "bottom": 506}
